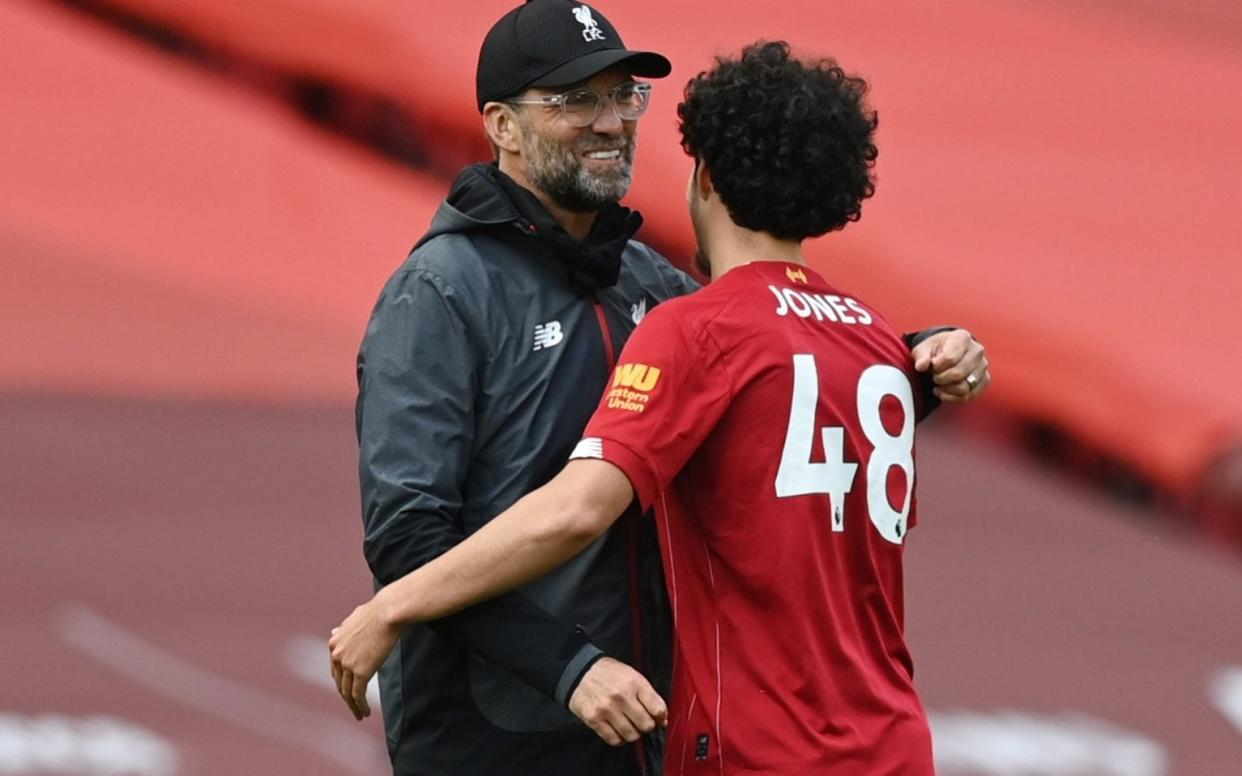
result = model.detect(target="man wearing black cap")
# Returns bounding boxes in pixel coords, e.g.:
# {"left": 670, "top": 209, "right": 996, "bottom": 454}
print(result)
{"left": 350, "top": 2, "right": 990, "bottom": 774}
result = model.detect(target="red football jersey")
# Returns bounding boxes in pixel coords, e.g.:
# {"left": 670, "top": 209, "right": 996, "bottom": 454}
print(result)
{"left": 571, "top": 262, "right": 933, "bottom": 775}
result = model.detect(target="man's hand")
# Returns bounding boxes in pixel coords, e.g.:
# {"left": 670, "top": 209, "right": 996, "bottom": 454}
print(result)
{"left": 912, "top": 329, "right": 990, "bottom": 403}
{"left": 328, "top": 596, "right": 402, "bottom": 721}
{"left": 568, "top": 657, "right": 668, "bottom": 746}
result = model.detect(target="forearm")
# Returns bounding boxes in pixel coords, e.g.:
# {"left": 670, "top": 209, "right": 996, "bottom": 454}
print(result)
{"left": 364, "top": 497, "right": 608, "bottom": 702}
{"left": 377, "top": 476, "right": 612, "bottom": 627}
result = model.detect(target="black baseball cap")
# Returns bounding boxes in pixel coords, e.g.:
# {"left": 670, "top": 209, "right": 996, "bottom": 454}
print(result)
{"left": 476, "top": 0, "right": 672, "bottom": 112}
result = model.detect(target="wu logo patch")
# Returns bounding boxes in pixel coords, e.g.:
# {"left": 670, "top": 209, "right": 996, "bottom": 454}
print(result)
{"left": 630, "top": 298, "right": 647, "bottom": 325}
{"left": 786, "top": 267, "right": 808, "bottom": 284}
{"left": 572, "top": 5, "right": 606, "bottom": 42}
{"left": 612, "top": 363, "right": 661, "bottom": 391}
{"left": 532, "top": 321, "right": 564, "bottom": 351}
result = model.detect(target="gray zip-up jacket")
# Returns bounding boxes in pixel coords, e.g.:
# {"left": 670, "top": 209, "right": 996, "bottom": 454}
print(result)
{"left": 357, "top": 164, "right": 697, "bottom": 776}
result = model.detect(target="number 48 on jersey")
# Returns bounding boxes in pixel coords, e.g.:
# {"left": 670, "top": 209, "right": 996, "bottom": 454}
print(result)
{"left": 775, "top": 354, "right": 915, "bottom": 544}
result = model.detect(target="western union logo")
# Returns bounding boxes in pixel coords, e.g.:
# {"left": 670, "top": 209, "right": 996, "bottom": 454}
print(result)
{"left": 612, "top": 363, "right": 661, "bottom": 391}
{"left": 786, "top": 267, "right": 808, "bottom": 284}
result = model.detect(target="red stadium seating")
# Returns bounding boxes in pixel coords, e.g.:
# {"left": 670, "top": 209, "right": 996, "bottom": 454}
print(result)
{"left": 0, "top": 0, "right": 447, "bottom": 402}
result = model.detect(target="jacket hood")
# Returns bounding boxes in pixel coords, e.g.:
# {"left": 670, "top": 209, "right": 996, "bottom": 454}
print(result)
{"left": 415, "top": 163, "right": 643, "bottom": 292}
{"left": 418, "top": 164, "right": 524, "bottom": 242}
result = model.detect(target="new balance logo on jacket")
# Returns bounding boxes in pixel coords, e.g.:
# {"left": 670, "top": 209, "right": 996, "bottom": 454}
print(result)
{"left": 532, "top": 321, "right": 564, "bottom": 351}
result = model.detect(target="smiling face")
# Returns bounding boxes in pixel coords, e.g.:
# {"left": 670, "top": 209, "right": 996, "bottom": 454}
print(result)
{"left": 511, "top": 67, "right": 639, "bottom": 213}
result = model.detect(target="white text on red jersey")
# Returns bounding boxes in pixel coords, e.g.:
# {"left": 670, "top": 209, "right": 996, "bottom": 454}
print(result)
{"left": 768, "top": 285, "right": 874, "bottom": 325}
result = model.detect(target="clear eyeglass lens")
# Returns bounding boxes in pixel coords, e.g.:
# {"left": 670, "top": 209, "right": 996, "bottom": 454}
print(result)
{"left": 562, "top": 91, "right": 601, "bottom": 122}
{"left": 558, "top": 84, "right": 650, "bottom": 126}
{"left": 613, "top": 85, "right": 649, "bottom": 119}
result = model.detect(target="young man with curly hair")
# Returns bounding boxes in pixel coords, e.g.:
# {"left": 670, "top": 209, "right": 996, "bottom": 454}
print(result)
{"left": 334, "top": 41, "right": 939, "bottom": 774}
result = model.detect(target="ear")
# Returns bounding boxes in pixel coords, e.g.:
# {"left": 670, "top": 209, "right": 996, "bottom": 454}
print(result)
{"left": 482, "top": 103, "right": 523, "bottom": 155}
{"left": 693, "top": 158, "right": 715, "bottom": 201}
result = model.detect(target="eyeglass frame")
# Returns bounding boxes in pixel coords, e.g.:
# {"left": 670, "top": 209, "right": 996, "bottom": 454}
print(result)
{"left": 504, "top": 82, "right": 653, "bottom": 127}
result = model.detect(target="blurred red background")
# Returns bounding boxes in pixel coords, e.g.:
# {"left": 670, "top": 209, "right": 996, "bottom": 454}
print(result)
{"left": 3, "top": 1, "right": 1240, "bottom": 773}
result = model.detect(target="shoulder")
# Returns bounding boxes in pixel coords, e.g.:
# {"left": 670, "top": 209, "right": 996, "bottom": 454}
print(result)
{"left": 823, "top": 285, "right": 905, "bottom": 345}
{"left": 361, "top": 238, "right": 496, "bottom": 361}
{"left": 630, "top": 292, "right": 717, "bottom": 355}
{"left": 399, "top": 232, "right": 495, "bottom": 293}
{"left": 366, "top": 234, "right": 503, "bottom": 333}
{"left": 380, "top": 229, "right": 529, "bottom": 310}
{"left": 662, "top": 269, "right": 747, "bottom": 332}
{"left": 621, "top": 239, "right": 701, "bottom": 301}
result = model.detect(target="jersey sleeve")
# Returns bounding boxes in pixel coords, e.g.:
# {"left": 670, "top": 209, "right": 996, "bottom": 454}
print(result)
{"left": 572, "top": 305, "right": 731, "bottom": 510}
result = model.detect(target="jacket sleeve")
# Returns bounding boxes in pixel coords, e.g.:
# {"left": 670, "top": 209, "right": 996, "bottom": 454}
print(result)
{"left": 903, "top": 326, "right": 958, "bottom": 419}
{"left": 356, "top": 264, "right": 603, "bottom": 705}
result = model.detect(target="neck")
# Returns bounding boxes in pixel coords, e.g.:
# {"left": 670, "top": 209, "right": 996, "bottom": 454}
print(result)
{"left": 537, "top": 194, "right": 597, "bottom": 241}
{"left": 705, "top": 222, "right": 804, "bottom": 279}
{"left": 498, "top": 159, "right": 597, "bottom": 240}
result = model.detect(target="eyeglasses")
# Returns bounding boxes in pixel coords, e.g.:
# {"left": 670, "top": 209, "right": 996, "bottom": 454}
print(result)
{"left": 506, "top": 82, "right": 652, "bottom": 127}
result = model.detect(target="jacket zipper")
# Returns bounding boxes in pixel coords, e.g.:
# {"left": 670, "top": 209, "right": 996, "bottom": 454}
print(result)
{"left": 591, "top": 300, "right": 649, "bottom": 776}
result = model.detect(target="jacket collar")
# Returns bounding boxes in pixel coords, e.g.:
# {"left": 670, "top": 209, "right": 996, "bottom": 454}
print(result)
{"left": 423, "top": 163, "right": 643, "bottom": 293}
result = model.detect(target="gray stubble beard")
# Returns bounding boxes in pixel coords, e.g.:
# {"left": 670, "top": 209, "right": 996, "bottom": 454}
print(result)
{"left": 521, "top": 121, "right": 637, "bottom": 213}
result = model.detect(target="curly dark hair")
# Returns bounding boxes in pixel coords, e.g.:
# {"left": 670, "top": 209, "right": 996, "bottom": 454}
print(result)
{"left": 678, "top": 41, "right": 878, "bottom": 241}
